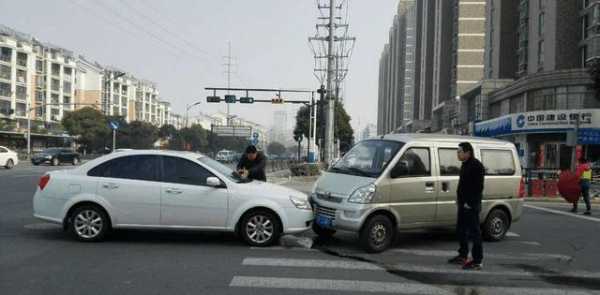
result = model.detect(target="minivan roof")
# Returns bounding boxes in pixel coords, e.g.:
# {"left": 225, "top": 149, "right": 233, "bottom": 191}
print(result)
{"left": 377, "top": 133, "right": 512, "bottom": 146}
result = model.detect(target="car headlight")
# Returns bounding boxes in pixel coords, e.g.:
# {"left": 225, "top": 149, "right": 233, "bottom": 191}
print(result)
{"left": 348, "top": 183, "right": 377, "bottom": 204}
{"left": 289, "top": 195, "right": 311, "bottom": 210}
{"left": 45, "top": 155, "right": 52, "bottom": 159}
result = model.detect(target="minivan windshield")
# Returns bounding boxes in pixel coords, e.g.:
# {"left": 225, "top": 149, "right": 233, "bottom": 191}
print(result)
{"left": 330, "top": 140, "right": 404, "bottom": 178}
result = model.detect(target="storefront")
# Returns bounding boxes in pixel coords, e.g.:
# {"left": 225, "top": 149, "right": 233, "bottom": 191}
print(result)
{"left": 474, "top": 109, "right": 600, "bottom": 169}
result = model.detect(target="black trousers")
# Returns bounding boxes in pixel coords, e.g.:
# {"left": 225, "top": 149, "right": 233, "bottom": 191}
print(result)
{"left": 457, "top": 205, "right": 483, "bottom": 263}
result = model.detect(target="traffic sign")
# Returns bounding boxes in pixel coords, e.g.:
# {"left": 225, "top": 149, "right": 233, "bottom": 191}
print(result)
{"left": 252, "top": 132, "right": 259, "bottom": 139}
{"left": 239, "top": 97, "right": 254, "bottom": 104}
{"left": 109, "top": 121, "right": 119, "bottom": 130}
{"left": 251, "top": 138, "right": 258, "bottom": 146}
{"left": 212, "top": 125, "right": 252, "bottom": 137}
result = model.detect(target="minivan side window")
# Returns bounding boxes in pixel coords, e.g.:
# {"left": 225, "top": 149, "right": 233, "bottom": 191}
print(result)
{"left": 438, "top": 148, "right": 461, "bottom": 176}
{"left": 87, "top": 155, "right": 159, "bottom": 181}
{"left": 162, "top": 156, "right": 215, "bottom": 186}
{"left": 392, "top": 147, "right": 431, "bottom": 178}
{"left": 480, "top": 149, "right": 516, "bottom": 176}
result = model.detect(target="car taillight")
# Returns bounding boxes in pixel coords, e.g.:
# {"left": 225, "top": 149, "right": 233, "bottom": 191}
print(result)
{"left": 518, "top": 177, "right": 525, "bottom": 199}
{"left": 38, "top": 174, "right": 50, "bottom": 191}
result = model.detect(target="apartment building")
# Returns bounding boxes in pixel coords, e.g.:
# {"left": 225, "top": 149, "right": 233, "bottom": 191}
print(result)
{"left": 75, "top": 56, "right": 103, "bottom": 110}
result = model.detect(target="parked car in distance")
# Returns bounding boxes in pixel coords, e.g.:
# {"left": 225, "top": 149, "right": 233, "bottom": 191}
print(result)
{"left": 216, "top": 150, "right": 236, "bottom": 163}
{"left": 32, "top": 150, "right": 313, "bottom": 246}
{"left": 311, "top": 134, "right": 524, "bottom": 253}
{"left": 31, "top": 148, "right": 80, "bottom": 166}
{"left": 0, "top": 146, "right": 18, "bottom": 169}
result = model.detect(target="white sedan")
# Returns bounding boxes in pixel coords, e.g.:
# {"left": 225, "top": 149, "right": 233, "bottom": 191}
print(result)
{"left": 33, "top": 150, "right": 313, "bottom": 246}
{"left": 0, "top": 146, "right": 18, "bottom": 169}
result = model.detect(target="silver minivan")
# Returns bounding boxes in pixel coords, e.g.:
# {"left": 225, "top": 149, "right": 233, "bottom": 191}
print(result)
{"left": 311, "top": 134, "right": 524, "bottom": 253}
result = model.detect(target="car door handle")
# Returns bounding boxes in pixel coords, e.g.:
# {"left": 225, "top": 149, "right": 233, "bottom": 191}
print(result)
{"left": 425, "top": 182, "right": 435, "bottom": 193}
{"left": 102, "top": 183, "right": 119, "bottom": 189}
{"left": 165, "top": 188, "right": 183, "bottom": 195}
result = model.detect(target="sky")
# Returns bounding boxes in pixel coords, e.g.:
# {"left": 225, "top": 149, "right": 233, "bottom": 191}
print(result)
{"left": 0, "top": 0, "right": 397, "bottom": 134}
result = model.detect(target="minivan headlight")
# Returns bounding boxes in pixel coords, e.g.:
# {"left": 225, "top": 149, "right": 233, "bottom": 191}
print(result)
{"left": 348, "top": 183, "right": 377, "bottom": 204}
{"left": 289, "top": 195, "right": 311, "bottom": 210}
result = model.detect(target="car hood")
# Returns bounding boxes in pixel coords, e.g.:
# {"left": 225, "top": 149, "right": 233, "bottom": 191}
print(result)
{"left": 234, "top": 180, "right": 308, "bottom": 200}
{"left": 313, "top": 171, "right": 375, "bottom": 196}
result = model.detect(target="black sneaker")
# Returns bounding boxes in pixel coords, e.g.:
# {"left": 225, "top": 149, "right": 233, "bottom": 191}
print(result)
{"left": 584, "top": 211, "right": 591, "bottom": 215}
{"left": 571, "top": 207, "right": 578, "bottom": 213}
{"left": 447, "top": 255, "right": 467, "bottom": 265}
{"left": 462, "top": 260, "right": 483, "bottom": 270}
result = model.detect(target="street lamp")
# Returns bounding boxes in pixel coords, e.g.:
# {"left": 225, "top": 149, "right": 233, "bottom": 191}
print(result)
{"left": 185, "top": 101, "right": 202, "bottom": 127}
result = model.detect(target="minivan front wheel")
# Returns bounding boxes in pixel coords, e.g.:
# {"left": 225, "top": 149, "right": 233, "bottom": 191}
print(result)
{"left": 482, "top": 209, "right": 509, "bottom": 242}
{"left": 360, "top": 214, "right": 394, "bottom": 253}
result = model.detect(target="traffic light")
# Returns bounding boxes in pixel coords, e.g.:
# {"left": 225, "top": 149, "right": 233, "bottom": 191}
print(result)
{"left": 224, "top": 95, "right": 236, "bottom": 103}
{"left": 206, "top": 96, "right": 221, "bottom": 103}
{"left": 271, "top": 97, "right": 284, "bottom": 104}
{"left": 239, "top": 97, "right": 254, "bottom": 104}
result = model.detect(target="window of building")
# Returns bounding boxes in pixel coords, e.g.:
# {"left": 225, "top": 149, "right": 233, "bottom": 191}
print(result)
{"left": 481, "top": 149, "right": 516, "bottom": 176}
{"left": 63, "top": 81, "right": 72, "bottom": 93}
{"left": 538, "top": 13, "right": 544, "bottom": 36}
{"left": 15, "top": 102, "right": 26, "bottom": 117}
{"left": 0, "top": 99, "right": 11, "bottom": 116}
{"left": 0, "top": 47, "right": 11, "bottom": 63}
{"left": 16, "top": 52, "right": 27, "bottom": 67}
{"left": 63, "top": 67, "right": 72, "bottom": 77}
{"left": 583, "top": 14, "right": 590, "bottom": 40}
{"left": 35, "top": 91, "right": 44, "bottom": 102}
{"left": 63, "top": 95, "right": 71, "bottom": 105}
{"left": 17, "top": 69, "right": 26, "bottom": 84}
{"left": 51, "top": 78, "right": 60, "bottom": 91}
{"left": 16, "top": 86, "right": 26, "bottom": 100}
{"left": 35, "top": 60, "right": 43, "bottom": 72}
{"left": 0, "top": 64, "right": 10, "bottom": 80}
{"left": 51, "top": 63, "right": 60, "bottom": 76}
{"left": 538, "top": 40, "right": 545, "bottom": 66}
{"left": 51, "top": 93, "right": 59, "bottom": 104}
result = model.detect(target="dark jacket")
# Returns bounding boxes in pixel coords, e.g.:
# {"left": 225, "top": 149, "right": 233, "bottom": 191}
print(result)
{"left": 457, "top": 157, "right": 485, "bottom": 209}
{"left": 237, "top": 152, "right": 267, "bottom": 181}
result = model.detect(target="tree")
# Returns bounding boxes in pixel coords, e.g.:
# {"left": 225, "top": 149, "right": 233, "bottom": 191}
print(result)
{"left": 121, "top": 121, "right": 159, "bottom": 149}
{"left": 169, "top": 124, "right": 208, "bottom": 152}
{"left": 159, "top": 124, "right": 177, "bottom": 139}
{"left": 294, "top": 100, "right": 354, "bottom": 154}
{"left": 62, "top": 107, "right": 110, "bottom": 153}
{"left": 267, "top": 142, "right": 286, "bottom": 155}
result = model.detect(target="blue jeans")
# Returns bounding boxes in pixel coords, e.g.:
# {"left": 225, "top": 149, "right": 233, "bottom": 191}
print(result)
{"left": 576, "top": 180, "right": 592, "bottom": 211}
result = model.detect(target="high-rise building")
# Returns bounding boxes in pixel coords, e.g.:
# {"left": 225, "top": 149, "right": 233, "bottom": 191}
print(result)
{"left": 75, "top": 56, "right": 103, "bottom": 111}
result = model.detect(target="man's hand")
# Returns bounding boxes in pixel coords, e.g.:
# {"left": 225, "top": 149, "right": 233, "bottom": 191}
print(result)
{"left": 463, "top": 203, "right": 472, "bottom": 210}
{"left": 238, "top": 169, "right": 249, "bottom": 178}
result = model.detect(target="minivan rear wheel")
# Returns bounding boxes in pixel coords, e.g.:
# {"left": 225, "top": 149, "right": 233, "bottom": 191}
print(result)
{"left": 68, "top": 205, "right": 110, "bottom": 242}
{"left": 482, "top": 209, "right": 509, "bottom": 242}
{"left": 360, "top": 214, "right": 394, "bottom": 253}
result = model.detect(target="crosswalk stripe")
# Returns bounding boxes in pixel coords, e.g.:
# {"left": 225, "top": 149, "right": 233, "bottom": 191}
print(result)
{"left": 241, "top": 257, "right": 600, "bottom": 279}
{"left": 390, "top": 249, "right": 572, "bottom": 261}
{"left": 229, "top": 276, "right": 594, "bottom": 295}
{"left": 250, "top": 246, "right": 316, "bottom": 251}
{"left": 230, "top": 276, "right": 454, "bottom": 295}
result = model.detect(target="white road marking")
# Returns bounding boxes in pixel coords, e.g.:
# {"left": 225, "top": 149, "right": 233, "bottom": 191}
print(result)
{"left": 250, "top": 246, "right": 316, "bottom": 251}
{"left": 519, "top": 241, "right": 542, "bottom": 246}
{"left": 525, "top": 204, "right": 600, "bottom": 223}
{"left": 390, "top": 249, "right": 572, "bottom": 261}
{"left": 506, "top": 231, "right": 520, "bottom": 237}
{"left": 241, "top": 257, "right": 600, "bottom": 279}
{"left": 229, "top": 276, "right": 594, "bottom": 295}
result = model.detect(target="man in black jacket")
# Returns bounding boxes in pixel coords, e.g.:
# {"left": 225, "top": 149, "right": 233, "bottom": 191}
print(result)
{"left": 448, "top": 142, "right": 485, "bottom": 270}
{"left": 237, "top": 145, "right": 267, "bottom": 181}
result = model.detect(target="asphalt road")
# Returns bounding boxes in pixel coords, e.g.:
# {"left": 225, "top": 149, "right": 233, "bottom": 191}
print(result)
{"left": 1, "top": 164, "right": 600, "bottom": 295}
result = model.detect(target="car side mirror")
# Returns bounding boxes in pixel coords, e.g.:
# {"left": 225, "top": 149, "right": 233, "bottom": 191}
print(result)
{"left": 390, "top": 161, "right": 409, "bottom": 178}
{"left": 206, "top": 177, "right": 224, "bottom": 188}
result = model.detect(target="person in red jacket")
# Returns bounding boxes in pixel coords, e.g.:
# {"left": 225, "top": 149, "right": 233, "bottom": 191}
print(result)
{"left": 575, "top": 158, "right": 592, "bottom": 215}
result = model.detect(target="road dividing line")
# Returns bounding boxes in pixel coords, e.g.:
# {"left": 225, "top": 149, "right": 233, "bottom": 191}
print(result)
{"left": 525, "top": 204, "right": 600, "bottom": 223}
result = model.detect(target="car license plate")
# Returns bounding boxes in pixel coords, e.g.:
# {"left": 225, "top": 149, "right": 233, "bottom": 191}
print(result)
{"left": 316, "top": 214, "right": 333, "bottom": 228}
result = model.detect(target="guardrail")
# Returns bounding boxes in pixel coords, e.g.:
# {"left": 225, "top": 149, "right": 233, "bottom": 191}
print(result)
{"left": 523, "top": 168, "right": 600, "bottom": 198}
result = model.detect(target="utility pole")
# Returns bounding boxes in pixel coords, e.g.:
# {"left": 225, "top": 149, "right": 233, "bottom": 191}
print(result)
{"left": 224, "top": 42, "right": 233, "bottom": 126}
{"left": 309, "top": 0, "right": 356, "bottom": 165}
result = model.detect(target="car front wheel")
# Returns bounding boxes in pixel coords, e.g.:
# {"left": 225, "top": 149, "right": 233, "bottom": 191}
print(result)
{"left": 240, "top": 210, "right": 281, "bottom": 247}
{"left": 68, "top": 205, "right": 110, "bottom": 242}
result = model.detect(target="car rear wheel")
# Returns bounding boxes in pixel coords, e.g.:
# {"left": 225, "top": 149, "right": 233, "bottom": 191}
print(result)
{"left": 482, "top": 209, "right": 509, "bottom": 242}
{"left": 72, "top": 157, "right": 79, "bottom": 165}
{"left": 240, "top": 210, "right": 281, "bottom": 247}
{"left": 4, "top": 159, "right": 14, "bottom": 169}
{"left": 68, "top": 205, "right": 110, "bottom": 242}
{"left": 52, "top": 158, "right": 60, "bottom": 166}
{"left": 359, "top": 214, "right": 395, "bottom": 253}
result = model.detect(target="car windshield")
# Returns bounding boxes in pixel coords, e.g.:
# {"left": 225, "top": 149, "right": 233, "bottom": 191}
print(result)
{"left": 198, "top": 156, "right": 251, "bottom": 183}
{"left": 330, "top": 140, "right": 404, "bottom": 178}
